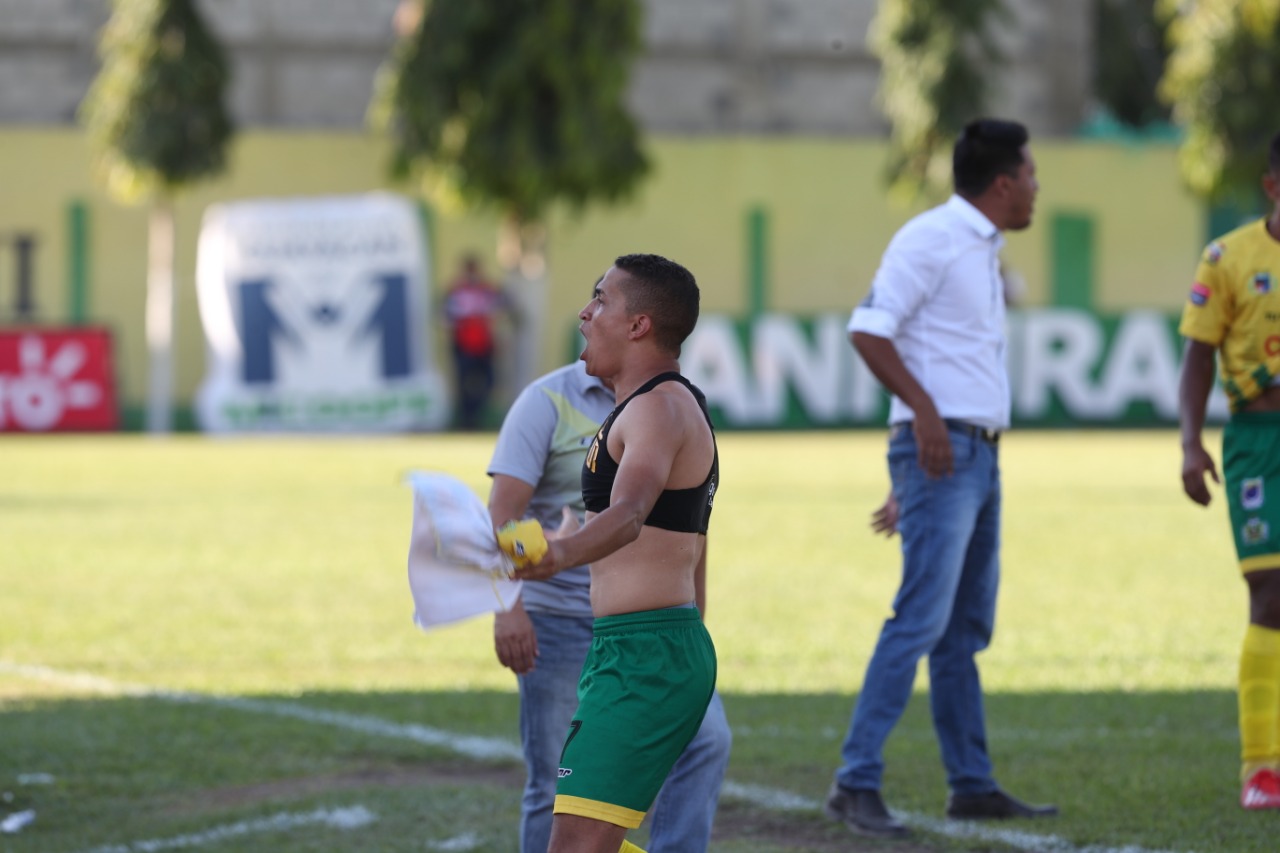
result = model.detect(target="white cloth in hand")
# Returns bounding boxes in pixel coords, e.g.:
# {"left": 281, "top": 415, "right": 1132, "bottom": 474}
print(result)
{"left": 407, "top": 471, "right": 522, "bottom": 629}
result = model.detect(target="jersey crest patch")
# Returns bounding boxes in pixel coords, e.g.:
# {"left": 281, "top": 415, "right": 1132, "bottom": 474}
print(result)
{"left": 1206, "top": 241, "right": 1225, "bottom": 264}
{"left": 1253, "top": 272, "right": 1273, "bottom": 295}
{"left": 1243, "top": 517, "right": 1271, "bottom": 545}
{"left": 1243, "top": 477, "right": 1266, "bottom": 511}
{"left": 1189, "top": 283, "right": 1211, "bottom": 306}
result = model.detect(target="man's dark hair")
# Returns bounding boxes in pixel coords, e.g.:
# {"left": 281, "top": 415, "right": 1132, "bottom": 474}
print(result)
{"left": 1270, "top": 131, "right": 1280, "bottom": 174}
{"left": 614, "top": 253, "right": 700, "bottom": 354}
{"left": 953, "top": 119, "right": 1029, "bottom": 197}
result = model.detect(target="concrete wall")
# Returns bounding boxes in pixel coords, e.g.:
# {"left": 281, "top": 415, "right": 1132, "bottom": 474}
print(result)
{"left": 635, "top": 0, "right": 1092, "bottom": 136}
{"left": 0, "top": 0, "right": 1092, "bottom": 136}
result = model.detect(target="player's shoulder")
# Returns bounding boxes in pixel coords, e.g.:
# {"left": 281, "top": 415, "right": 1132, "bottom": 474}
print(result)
{"left": 1201, "top": 219, "right": 1268, "bottom": 267}
{"left": 617, "top": 378, "right": 679, "bottom": 418}
{"left": 630, "top": 378, "right": 708, "bottom": 432}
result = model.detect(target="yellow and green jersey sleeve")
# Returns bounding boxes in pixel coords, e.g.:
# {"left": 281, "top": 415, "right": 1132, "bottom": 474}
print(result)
{"left": 1178, "top": 219, "right": 1280, "bottom": 412}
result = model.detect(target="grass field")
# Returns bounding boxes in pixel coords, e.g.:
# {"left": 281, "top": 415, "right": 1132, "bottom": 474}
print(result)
{"left": 1, "top": 430, "right": 1274, "bottom": 852}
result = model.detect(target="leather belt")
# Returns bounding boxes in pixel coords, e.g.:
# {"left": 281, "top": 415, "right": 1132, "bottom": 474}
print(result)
{"left": 944, "top": 419, "right": 1000, "bottom": 444}
{"left": 889, "top": 420, "right": 1001, "bottom": 444}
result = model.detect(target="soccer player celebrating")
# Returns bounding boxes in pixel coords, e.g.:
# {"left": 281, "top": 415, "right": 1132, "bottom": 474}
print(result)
{"left": 499, "top": 253, "right": 719, "bottom": 853}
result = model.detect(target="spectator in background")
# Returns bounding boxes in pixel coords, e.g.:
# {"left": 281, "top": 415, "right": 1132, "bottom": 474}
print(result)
{"left": 443, "top": 253, "right": 509, "bottom": 430}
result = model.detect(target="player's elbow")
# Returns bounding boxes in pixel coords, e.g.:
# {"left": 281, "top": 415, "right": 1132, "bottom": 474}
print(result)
{"left": 610, "top": 500, "right": 647, "bottom": 546}
{"left": 621, "top": 511, "right": 646, "bottom": 544}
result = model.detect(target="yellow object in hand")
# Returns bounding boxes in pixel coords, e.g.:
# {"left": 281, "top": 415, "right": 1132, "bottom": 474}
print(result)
{"left": 496, "top": 519, "right": 548, "bottom": 569}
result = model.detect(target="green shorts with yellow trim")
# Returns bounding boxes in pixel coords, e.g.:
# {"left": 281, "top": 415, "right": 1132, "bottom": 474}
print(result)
{"left": 553, "top": 606, "right": 717, "bottom": 829}
{"left": 1224, "top": 411, "right": 1280, "bottom": 573}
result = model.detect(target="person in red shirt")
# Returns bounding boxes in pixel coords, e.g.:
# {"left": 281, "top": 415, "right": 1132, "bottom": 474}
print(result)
{"left": 443, "top": 253, "right": 509, "bottom": 430}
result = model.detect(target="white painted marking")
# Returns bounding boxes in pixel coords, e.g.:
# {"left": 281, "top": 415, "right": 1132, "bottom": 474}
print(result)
{"left": 0, "top": 662, "right": 520, "bottom": 761}
{"left": 1, "top": 810, "right": 36, "bottom": 834}
{"left": 78, "top": 805, "right": 375, "bottom": 853}
{"left": 427, "top": 832, "right": 482, "bottom": 851}
{"left": 729, "top": 723, "right": 1236, "bottom": 745}
{"left": 904, "top": 813, "right": 1192, "bottom": 853}
{"left": 181, "top": 694, "right": 523, "bottom": 762}
{"left": 17, "top": 772, "right": 55, "bottom": 785}
{"left": 720, "top": 781, "right": 813, "bottom": 811}
{"left": 4, "top": 662, "right": 1201, "bottom": 853}
{"left": 0, "top": 662, "right": 151, "bottom": 696}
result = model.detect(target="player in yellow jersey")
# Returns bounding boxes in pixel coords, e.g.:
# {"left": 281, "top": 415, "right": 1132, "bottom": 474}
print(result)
{"left": 1179, "top": 130, "right": 1280, "bottom": 810}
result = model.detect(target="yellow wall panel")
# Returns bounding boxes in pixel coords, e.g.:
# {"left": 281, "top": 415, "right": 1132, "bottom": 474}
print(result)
{"left": 0, "top": 129, "right": 1206, "bottom": 416}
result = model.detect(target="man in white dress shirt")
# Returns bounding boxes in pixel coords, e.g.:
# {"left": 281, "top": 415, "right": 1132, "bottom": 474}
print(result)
{"left": 824, "top": 118, "right": 1058, "bottom": 839}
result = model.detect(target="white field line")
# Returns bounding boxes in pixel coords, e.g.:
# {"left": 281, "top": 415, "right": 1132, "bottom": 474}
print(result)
{"left": 715, "top": 785, "right": 1194, "bottom": 853}
{"left": 0, "top": 662, "right": 520, "bottom": 761}
{"left": 720, "top": 781, "right": 814, "bottom": 811}
{"left": 730, "top": 724, "right": 1238, "bottom": 746}
{"left": 79, "top": 805, "right": 376, "bottom": 853}
{"left": 903, "top": 814, "right": 1197, "bottom": 853}
{"left": 426, "top": 832, "right": 482, "bottom": 851}
{"left": 181, "top": 693, "right": 523, "bottom": 762}
{"left": 4, "top": 662, "right": 1198, "bottom": 853}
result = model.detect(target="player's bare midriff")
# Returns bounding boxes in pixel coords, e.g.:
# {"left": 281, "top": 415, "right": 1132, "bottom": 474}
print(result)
{"left": 586, "top": 523, "right": 702, "bottom": 617}
{"left": 1244, "top": 384, "right": 1280, "bottom": 412}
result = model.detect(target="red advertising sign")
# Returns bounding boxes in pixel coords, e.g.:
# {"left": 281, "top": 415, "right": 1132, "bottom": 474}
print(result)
{"left": 0, "top": 327, "right": 119, "bottom": 432}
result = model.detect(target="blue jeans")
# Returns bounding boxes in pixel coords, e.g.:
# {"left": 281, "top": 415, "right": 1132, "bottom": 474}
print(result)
{"left": 519, "top": 610, "right": 732, "bottom": 853}
{"left": 836, "top": 424, "right": 1001, "bottom": 796}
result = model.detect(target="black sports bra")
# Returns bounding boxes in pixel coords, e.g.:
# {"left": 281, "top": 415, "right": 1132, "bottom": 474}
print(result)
{"left": 581, "top": 372, "right": 718, "bottom": 534}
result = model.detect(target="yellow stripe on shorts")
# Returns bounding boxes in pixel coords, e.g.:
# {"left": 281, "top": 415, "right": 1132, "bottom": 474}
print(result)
{"left": 554, "top": 794, "right": 646, "bottom": 829}
{"left": 1240, "top": 552, "right": 1280, "bottom": 573}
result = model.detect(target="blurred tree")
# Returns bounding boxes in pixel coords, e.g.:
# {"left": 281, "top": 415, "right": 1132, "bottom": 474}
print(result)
{"left": 1093, "top": 0, "right": 1172, "bottom": 128}
{"left": 81, "top": 0, "right": 233, "bottom": 433}
{"left": 371, "top": 0, "right": 649, "bottom": 392}
{"left": 869, "top": 0, "right": 1010, "bottom": 202}
{"left": 1159, "top": 0, "right": 1280, "bottom": 203}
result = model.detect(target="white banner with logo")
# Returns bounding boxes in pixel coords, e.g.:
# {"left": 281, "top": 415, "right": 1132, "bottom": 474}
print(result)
{"left": 195, "top": 194, "right": 448, "bottom": 433}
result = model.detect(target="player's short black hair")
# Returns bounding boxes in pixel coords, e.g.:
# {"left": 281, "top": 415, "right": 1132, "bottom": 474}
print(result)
{"left": 1269, "top": 131, "right": 1280, "bottom": 174}
{"left": 953, "top": 119, "right": 1030, "bottom": 197}
{"left": 613, "top": 253, "right": 700, "bottom": 355}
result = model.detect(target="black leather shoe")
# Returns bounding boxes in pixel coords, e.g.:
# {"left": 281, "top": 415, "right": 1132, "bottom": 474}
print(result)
{"left": 823, "top": 783, "right": 910, "bottom": 838}
{"left": 946, "top": 788, "right": 1059, "bottom": 820}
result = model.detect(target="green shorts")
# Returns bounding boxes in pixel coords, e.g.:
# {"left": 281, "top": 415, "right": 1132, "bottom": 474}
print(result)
{"left": 1223, "top": 411, "right": 1280, "bottom": 573}
{"left": 553, "top": 606, "right": 717, "bottom": 828}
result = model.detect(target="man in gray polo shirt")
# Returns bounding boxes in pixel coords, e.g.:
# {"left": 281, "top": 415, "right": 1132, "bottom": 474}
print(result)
{"left": 487, "top": 359, "right": 731, "bottom": 852}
